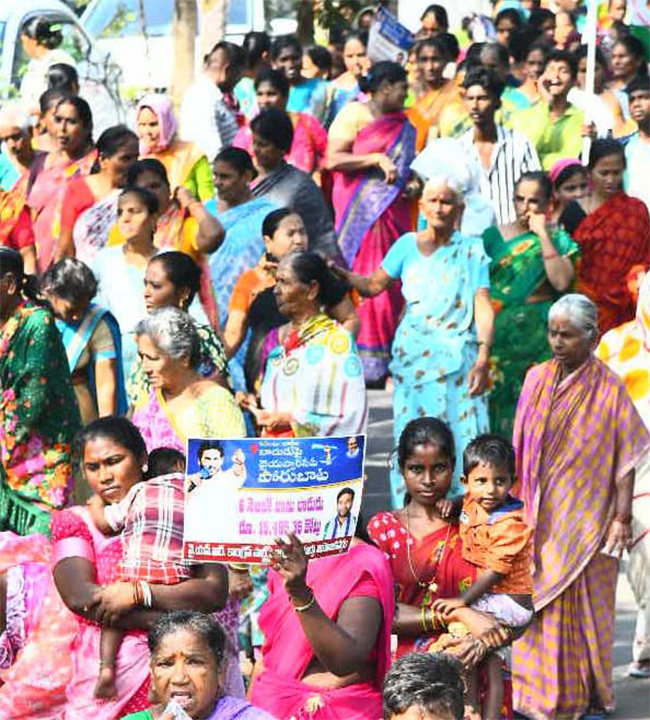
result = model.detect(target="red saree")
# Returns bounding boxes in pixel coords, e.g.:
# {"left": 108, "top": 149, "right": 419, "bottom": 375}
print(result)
{"left": 574, "top": 192, "right": 650, "bottom": 335}
{"left": 250, "top": 543, "right": 394, "bottom": 720}
{"left": 512, "top": 357, "right": 650, "bottom": 718}
{"left": 368, "top": 511, "right": 476, "bottom": 656}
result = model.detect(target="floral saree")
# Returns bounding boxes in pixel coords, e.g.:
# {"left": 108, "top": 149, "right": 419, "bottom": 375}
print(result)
{"left": 73, "top": 189, "right": 120, "bottom": 265}
{"left": 483, "top": 225, "right": 579, "bottom": 438}
{"left": 0, "top": 303, "right": 80, "bottom": 535}
{"left": 386, "top": 232, "right": 490, "bottom": 504}
{"left": 332, "top": 112, "right": 416, "bottom": 382}
{"left": 511, "top": 356, "right": 650, "bottom": 719}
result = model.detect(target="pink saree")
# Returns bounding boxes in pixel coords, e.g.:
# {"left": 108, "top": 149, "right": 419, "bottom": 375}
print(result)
{"left": 511, "top": 357, "right": 650, "bottom": 719}
{"left": 332, "top": 113, "right": 415, "bottom": 382}
{"left": 250, "top": 543, "right": 394, "bottom": 720}
{"left": 27, "top": 150, "right": 96, "bottom": 273}
{"left": 0, "top": 532, "right": 78, "bottom": 718}
{"left": 51, "top": 506, "right": 150, "bottom": 719}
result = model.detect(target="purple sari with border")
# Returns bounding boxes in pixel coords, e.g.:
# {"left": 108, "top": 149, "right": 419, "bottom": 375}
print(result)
{"left": 332, "top": 113, "right": 416, "bottom": 382}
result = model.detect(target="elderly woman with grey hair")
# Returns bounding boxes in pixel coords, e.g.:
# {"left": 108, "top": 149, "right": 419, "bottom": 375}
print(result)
{"left": 0, "top": 102, "right": 39, "bottom": 190}
{"left": 338, "top": 177, "right": 494, "bottom": 504}
{"left": 511, "top": 293, "right": 650, "bottom": 720}
{"left": 131, "top": 307, "right": 245, "bottom": 454}
{"left": 41, "top": 257, "right": 127, "bottom": 428}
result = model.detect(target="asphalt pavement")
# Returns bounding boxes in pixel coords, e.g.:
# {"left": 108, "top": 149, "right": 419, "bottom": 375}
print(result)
{"left": 361, "top": 389, "right": 650, "bottom": 720}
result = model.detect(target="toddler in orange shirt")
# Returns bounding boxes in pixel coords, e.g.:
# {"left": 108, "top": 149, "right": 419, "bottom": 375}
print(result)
{"left": 433, "top": 434, "right": 534, "bottom": 720}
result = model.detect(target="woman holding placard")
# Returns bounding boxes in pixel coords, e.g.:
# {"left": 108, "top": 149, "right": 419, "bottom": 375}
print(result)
{"left": 249, "top": 528, "right": 394, "bottom": 720}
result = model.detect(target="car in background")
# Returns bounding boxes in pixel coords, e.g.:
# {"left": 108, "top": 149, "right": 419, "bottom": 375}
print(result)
{"left": 82, "top": 0, "right": 265, "bottom": 95}
{"left": 81, "top": 0, "right": 273, "bottom": 93}
{"left": 0, "top": 0, "right": 125, "bottom": 132}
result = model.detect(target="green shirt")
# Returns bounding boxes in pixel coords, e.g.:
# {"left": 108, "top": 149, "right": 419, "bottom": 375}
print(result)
{"left": 121, "top": 711, "right": 153, "bottom": 720}
{"left": 509, "top": 102, "right": 584, "bottom": 171}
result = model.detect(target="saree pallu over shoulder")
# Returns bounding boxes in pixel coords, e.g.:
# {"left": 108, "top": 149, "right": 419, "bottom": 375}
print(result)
{"left": 27, "top": 150, "right": 97, "bottom": 273}
{"left": 259, "top": 314, "right": 368, "bottom": 437}
{"left": 484, "top": 225, "right": 579, "bottom": 436}
{"left": 333, "top": 113, "right": 416, "bottom": 267}
{"left": 206, "top": 196, "right": 277, "bottom": 327}
{"left": 57, "top": 304, "right": 128, "bottom": 416}
{"left": 73, "top": 189, "right": 120, "bottom": 265}
{"left": 0, "top": 303, "right": 81, "bottom": 522}
{"left": 252, "top": 543, "right": 394, "bottom": 720}
{"left": 574, "top": 192, "right": 650, "bottom": 335}
{"left": 513, "top": 356, "right": 650, "bottom": 610}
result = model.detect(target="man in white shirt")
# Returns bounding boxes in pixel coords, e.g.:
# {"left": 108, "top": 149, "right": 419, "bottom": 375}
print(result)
{"left": 459, "top": 66, "right": 541, "bottom": 225}
{"left": 180, "top": 42, "right": 245, "bottom": 161}
{"left": 624, "top": 77, "right": 650, "bottom": 213}
{"left": 322, "top": 487, "right": 357, "bottom": 540}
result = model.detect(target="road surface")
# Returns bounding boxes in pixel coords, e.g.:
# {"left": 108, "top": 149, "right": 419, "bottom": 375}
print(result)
{"left": 361, "top": 389, "right": 650, "bottom": 720}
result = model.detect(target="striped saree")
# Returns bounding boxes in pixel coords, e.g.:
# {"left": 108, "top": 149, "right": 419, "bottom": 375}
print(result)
{"left": 511, "top": 356, "right": 649, "bottom": 719}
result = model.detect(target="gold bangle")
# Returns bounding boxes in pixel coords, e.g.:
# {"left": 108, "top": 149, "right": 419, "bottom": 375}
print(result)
{"left": 293, "top": 592, "right": 316, "bottom": 613}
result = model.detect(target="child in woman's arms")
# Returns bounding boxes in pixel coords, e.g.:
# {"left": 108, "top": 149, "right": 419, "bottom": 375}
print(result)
{"left": 87, "top": 447, "right": 189, "bottom": 699}
{"left": 433, "top": 434, "right": 534, "bottom": 720}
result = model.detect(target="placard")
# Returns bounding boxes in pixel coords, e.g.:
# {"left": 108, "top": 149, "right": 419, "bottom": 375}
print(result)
{"left": 183, "top": 435, "right": 366, "bottom": 564}
{"left": 367, "top": 7, "right": 415, "bottom": 65}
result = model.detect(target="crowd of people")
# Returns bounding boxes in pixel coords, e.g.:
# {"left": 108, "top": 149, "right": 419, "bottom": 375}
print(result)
{"left": 0, "top": 0, "right": 649, "bottom": 718}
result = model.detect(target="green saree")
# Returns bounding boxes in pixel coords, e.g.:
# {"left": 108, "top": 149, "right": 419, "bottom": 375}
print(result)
{"left": 0, "top": 302, "right": 81, "bottom": 535}
{"left": 483, "top": 226, "right": 579, "bottom": 438}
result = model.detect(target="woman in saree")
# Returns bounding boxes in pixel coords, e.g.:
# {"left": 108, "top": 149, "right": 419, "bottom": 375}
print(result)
{"left": 327, "top": 60, "right": 417, "bottom": 384}
{"left": 204, "top": 147, "right": 277, "bottom": 330}
{"left": 338, "top": 178, "right": 493, "bottom": 503}
{"left": 408, "top": 37, "right": 462, "bottom": 150}
{"left": 0, "top": 247, "right": 80, "bottom": 536}
{"left": 129, "top": 252, "right": 230, "bottom": 410}
{"left": 137, "top": 94, "right": 214, "bottom": 202}
{"left": 249, "top": 109, "right": 339, "bottom": 260}
{"left": 41, "top": 258, "right": 126, "bottom": 427}
{"left": 225, "top": 210, "right": 358, "bottom": 397}
{"left": 511, "top": 293, "right": 649, "bottom": 719}
{"left": 0, "top": 187, "right": 37, "bottom": 274}
{"left": 131, "top": 307, "right": 245, "bottom": 454}
{"left": 326, "top": 31, "right": 369, "bottom": 126}
{"left": 549, "top": 158, "right": 588, "bottom": 235}
{"left": 27, "top": 94, "right": 96, "bottom": 273}
{"left": 240, "top": 250, "right": 366, "bottom": 438}
{"left": 596, "top": 271, "right": 650, "bottom": 679}
{"left": 233, "top": 68, "right": 328, "bottom": 176}
{"left": 483, "top": 171, "right": 578, "bottom": 438}
{"left": 49, "top": 416, "right": 229, "bottom": 718}
{"left": 0, "top": 530, "right": 78, "bottom": 717}
{"left": 368, "top": 417, "right": 515, "bottom": 717}
{"left": 123, "top": 611, "right": 274, "bottom": 720}
{"left": 110, "top": 159, "right": 224, "bottom": 330}
{"left": 58, "top": 125, "right": 139, "bottom": 264}
{"left": 574, "top": 139, "right": 650, "bottom": 336}
{"left": 249, "top": 527, "right": 394, "bottom": 720}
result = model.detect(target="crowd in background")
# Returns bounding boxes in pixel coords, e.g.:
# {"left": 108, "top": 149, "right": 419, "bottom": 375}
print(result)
{"left": 0, "top": 1, "right": 649, "bottom": 718}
